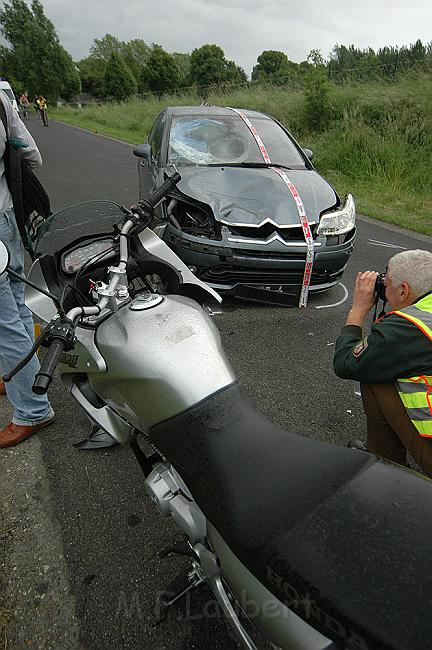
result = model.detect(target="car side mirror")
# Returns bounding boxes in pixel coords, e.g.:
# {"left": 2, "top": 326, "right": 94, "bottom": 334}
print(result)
{"left": 303, "top": 148, "right": 314, "bottom": 162}
{"left": 133, "top": 143, "right": 152, "bottom": 160}
{"left": 0, "top": 240, "right": 10, "bottom": 274}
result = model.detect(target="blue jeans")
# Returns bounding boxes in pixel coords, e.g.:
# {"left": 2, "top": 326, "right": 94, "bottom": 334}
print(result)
{"left": 0, "top": 209, "right": 54, "bottom": 425}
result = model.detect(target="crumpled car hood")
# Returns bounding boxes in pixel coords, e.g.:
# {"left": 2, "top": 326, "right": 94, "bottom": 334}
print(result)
{"left": 171, "top": 166, "right": 338, "bottom": 226}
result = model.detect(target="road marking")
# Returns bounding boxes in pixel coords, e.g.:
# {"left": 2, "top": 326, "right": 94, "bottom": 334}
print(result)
{"left": 357, "top": 214, "right": 432, "bottom": 244}
{"left": 50, "top": 119, "right": 134, "bottom": 147}
{"left": 368, "top": 239, "right": 407, "bottom": 250}
{"left": 315, "top": 283, "right": 348, "bottom": 309}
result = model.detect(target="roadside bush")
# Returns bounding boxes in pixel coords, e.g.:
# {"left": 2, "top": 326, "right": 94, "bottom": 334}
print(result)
{"left": 303, "top": 67, "right": 331, "bottom": 132}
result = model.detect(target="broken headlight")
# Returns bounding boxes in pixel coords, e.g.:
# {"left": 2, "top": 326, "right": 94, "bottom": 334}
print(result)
{"left": 317, "top": 194, "right": 356, "bottom": 236}
{"left": 171, "top": 200, "right": 220, "bottom": 239}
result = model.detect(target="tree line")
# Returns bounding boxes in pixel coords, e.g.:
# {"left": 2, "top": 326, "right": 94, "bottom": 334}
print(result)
{"left": 0, "top": 0, "right": 431, "bottom": 102}
{"left": 0, "top": 0, "right": 80, "bottom": 100}
{"left": 328, "top": 41, "right": 432, "bottom": 82}
{"left": 82, "top": 36, "right": 248, "bottom": 99}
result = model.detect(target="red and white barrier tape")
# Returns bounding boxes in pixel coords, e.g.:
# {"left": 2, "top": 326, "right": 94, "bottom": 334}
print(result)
{"left": 227, "top": 107, "right": 314, "bottom": 307}
{"left": 270, "top": 168, "right": 314, "bottom": 308}
{"left": 227, "top": 107, "right": 272, "bottom": 164}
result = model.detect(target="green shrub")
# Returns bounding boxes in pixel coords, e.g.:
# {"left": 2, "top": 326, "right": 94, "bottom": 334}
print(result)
{"left": 303, "top": 67, "right": 331, "bottom": 131}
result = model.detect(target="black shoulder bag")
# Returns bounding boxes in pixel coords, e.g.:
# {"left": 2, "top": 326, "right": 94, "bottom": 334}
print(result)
{"left": 0, "top": 101, "right": 52, "bottom": 259}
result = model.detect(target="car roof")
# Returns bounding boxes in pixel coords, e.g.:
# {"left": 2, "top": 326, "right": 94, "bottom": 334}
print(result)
{"left": 169, "top": 105, "right": 272, "bottom": 120}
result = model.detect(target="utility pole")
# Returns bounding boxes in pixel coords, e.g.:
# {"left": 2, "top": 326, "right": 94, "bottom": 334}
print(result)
{"left": 393, "top": 51, "right": 399, "bottom": 80}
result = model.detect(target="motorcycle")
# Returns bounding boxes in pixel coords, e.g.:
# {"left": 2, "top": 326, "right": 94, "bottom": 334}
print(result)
{"left": 1, "top": 173, "right": 431, "bottom": 650}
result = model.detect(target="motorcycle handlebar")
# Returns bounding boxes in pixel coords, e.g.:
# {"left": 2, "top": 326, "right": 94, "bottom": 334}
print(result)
{"left": 32, "top": 310, "right": 97, "bottom": 395}
{"left": 29, "top": 176, "right": 182, "bottom": 397}
{"left": 145, "top": 172, "right": 181, "bottom": 209}
{"left": 32, "top": 339, "right": 66, "bottom": 395}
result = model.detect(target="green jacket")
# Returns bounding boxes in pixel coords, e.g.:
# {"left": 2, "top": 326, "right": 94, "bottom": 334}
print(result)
{"left": 333, "top": 292, "right": 432, "bottom": 384}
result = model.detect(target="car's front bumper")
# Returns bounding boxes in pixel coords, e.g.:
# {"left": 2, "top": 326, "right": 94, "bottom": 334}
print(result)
{"left": 163, "top": 225, "right": 356, "bottom": 295}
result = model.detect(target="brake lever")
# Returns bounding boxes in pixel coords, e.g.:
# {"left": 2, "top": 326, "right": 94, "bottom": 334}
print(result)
{"left": 2, "top": 322, "right": 52, "bottom": 383}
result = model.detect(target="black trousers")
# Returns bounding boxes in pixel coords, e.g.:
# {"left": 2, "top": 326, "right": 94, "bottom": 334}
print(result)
{"left": 361, "top": 382, "right": 432, "bottom": 476}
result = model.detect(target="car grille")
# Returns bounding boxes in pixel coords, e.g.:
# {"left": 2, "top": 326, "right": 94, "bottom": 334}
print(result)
{"left": 234, "top": 249, "right": 306, "bottom": 260}
{"left": 227, "top": 223, "right": 318, "bottom": 241}
{"left": 199, "top": 265, "right": 328, "bottom": 285}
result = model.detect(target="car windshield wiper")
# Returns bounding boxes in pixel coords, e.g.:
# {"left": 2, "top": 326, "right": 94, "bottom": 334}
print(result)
{"left": 205, "top": 162, "right": 302, "bottom": 170}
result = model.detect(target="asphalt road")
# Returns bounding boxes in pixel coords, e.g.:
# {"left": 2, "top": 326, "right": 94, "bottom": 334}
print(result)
{"left": 1, "top": 116, "right": 431, "bottom": 650}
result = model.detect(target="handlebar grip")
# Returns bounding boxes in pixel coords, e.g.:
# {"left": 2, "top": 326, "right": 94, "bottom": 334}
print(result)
{"left": 146, "top": 172, "right": 181, "bottom": 208}
{"left": 32, "top": 340, "right": 66, "bottom": 395}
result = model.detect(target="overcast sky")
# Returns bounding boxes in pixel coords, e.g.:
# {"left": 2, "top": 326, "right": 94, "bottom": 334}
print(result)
{"left": 41, "top": 0, "right": 432, "bottom": 75}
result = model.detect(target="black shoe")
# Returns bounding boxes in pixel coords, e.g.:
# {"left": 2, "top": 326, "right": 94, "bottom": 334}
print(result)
{"left": 347, "top": 439, "right": 368, "bottom": 451}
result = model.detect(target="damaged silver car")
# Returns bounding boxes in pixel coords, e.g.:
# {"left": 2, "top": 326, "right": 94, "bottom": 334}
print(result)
{"left": 134, "top": 105, "right": 356, "bottom": 304}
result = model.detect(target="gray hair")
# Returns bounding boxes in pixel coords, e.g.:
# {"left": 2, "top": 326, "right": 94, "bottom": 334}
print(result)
{"left": 387, "top": 249, "right": 432, "bottom": 297}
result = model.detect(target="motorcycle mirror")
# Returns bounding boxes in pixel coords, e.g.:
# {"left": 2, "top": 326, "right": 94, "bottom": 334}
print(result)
{"left": 0, "top": 239, "right": 10, "bottom": 274}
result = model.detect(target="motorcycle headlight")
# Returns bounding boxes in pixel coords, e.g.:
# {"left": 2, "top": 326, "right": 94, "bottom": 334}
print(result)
{"left": 317, "top": 194, "right": 356, "bottom": 236}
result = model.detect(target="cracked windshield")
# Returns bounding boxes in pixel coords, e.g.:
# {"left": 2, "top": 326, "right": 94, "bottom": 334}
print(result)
{"left": 168, "top": 115, "right": 306, "bottom": 167}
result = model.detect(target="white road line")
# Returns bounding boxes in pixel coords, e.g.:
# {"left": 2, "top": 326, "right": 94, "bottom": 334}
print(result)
{"left": 368, "top": 239, "right": 407, "bottom": 250}
{"left": 50, "top": 119, "right": 135, "bottom": 147}
{"left": 315, "top": 283, "right": 348, "bottom": 309}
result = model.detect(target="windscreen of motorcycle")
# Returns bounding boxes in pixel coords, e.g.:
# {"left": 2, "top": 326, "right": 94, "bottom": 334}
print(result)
{"left": 35, "top": 201, "right": 125, "bottom": 256}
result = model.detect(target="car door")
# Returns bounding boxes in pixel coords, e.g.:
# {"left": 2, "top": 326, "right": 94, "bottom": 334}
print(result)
{"left": 138, "top": 111, "right": 167, "bottom": 200}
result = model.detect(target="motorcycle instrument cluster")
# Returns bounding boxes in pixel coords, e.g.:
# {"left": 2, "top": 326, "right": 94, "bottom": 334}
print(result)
{"left": 62, "top": 238, "right": 115, "bottom": 274}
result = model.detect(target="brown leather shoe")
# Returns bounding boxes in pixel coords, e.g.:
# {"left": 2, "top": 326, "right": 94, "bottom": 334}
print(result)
{"left": 0, "top": 417, "right": 54, "bottom": 448}
{"left": 0, "top": 379, "right": 6, "bottom": 395}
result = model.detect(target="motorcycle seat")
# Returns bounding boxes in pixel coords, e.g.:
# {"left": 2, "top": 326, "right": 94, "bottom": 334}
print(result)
{"left": 150, "top": 383, "right": 432, "bottom": 650}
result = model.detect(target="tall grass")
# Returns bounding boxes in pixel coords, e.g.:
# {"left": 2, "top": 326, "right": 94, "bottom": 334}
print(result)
{"left": 308, "top": 74, "right": 432, "bottom": 233}
{"left": 50, "top": 73, "right": 432, "bottom": 235}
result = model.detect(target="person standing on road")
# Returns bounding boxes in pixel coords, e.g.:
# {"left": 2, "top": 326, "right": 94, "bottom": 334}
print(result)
{"left": 0, "top": 90, "right": 54, "bottom": 448}
{"left": 37, "top": 95, "right": 48, "bottom": 127}
{"left": 333, "top": 249, "right": 432, "bottom": 475}
{"left": 33, "top": 95, "right": 40, "bottom": 119}
{"left": 19, "top": 92, "right": 30, "bottom": 120}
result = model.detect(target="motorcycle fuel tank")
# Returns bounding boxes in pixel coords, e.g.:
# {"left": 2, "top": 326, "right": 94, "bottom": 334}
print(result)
{"left": 90, "top": 293, "right": 236, "bottom": 431}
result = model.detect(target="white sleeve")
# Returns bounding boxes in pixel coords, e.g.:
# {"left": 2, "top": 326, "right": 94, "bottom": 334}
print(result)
{"left": 1, "top": 91, "right": 42, "bottom": 168}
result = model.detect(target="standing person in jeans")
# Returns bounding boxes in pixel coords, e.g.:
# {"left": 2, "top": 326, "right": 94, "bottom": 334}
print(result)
{"left": 0, "top": 90, "right": 54, "bottom": 448}
{"left": 333, "top": 250, "right": 432, "bottom": 475}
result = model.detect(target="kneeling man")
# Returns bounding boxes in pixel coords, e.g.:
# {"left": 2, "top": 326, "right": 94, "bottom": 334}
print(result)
{"left": 333, "top": 249, "right": 432, "bottom": 475}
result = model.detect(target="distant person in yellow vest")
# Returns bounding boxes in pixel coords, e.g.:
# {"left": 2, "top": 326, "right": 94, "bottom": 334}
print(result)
{"left": 37, "top": 95, "right": 48, "bottom": 126}
{"left": 333, "top": 249, "right": 432, "bottom": 475}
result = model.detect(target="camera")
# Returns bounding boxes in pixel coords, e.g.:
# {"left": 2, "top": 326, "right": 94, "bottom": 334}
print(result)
{"left": 375, "top": 273, "right": 386, "bottom": 301}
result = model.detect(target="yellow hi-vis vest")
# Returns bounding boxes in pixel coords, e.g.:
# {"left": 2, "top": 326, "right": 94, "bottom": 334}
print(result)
{"left": 390, "top": 293, "right": 432, "bottom": 437}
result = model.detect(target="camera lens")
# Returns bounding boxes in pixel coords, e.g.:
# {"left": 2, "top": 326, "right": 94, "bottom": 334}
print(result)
{"left": 375, "top": 273, "right": 386, "bottom": 301}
